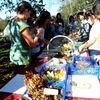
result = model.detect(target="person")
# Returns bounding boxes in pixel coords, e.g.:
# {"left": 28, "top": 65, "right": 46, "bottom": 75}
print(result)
{"left": 31, "top": 10, "right": 51, "bottom": 60}
{"left": 77, "top": 12, "right": 92, "bottom": 42}
{"left": 87, "top": 10, "right": 95, "bottom": 26}
{"left": 45, "top": 16, "right": 57, "bottom": 40}
{"left": 67, "top": 15, "right": 77, "bottom": 35}
{"left": 78, "top": 2, "right": 100, "bottom": 58}
{"left": 55, "top": 13, "right": 64, "bottom": 35}
{"left": 49, "top": 16, "right": 57, "bottom": 37}
{"left": 2, "top": 1, "right": 43, "bottom": 69}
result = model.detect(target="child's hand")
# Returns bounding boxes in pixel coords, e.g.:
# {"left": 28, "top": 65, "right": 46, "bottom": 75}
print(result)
{"left": 78, "top": 45, "right": 83, "bottom": 54}
{"left": 36, "top": 28, "right": 44, "bottom": 37}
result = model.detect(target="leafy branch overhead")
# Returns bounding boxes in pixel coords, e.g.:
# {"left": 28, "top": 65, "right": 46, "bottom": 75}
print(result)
{"left": 0, "top": 0, "right": 45, "bottom": 14}
{"left": 60, "top": 0, "right": 96, "bottom": 20}
{"left": 0, "top": 0, "right": 97, "bottom": 20}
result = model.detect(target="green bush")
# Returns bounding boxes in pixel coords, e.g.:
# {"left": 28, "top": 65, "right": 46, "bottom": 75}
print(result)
{"left": 0, "top": 20, "right": 9, "bottom": 32}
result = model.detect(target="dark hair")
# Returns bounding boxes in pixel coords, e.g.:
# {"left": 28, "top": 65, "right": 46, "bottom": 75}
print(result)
{"left": 31, "top": 9, "right": 36, "bottom": 18}
{"left": 77, "top": 12, "right": 84, "bottom": 16}
{"left": 69, "top": 15, "right": 74, "bottom": 22}
{"left": 92, "top": 2, "right": 100, "bottom": 15}
{"left": 84, "top": 12, "right": 91, "bottom": 20}
{"left": 88, "top": 10, "right": 94, "bottom": 15}
{"left": 16, "top": 1, "right": 33, "bottom": 14}
{"left": 36, "top": 10, "right": 51, "bottom": 27}
{"left": 56, "top": 13, "right": 62, "bottom": 18}
{"left": 39, "top": 10, "right": 51, "bottom": 20}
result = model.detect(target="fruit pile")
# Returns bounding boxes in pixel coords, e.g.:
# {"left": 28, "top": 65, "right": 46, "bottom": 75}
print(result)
{"left": 24, "top": 72, "right": 54, "bottom": 100}
{"left": 41, "top": 58, "right": 67, "bottom": 83}
{"left": 43, "top": 68, "right": 66, "bottom": 83}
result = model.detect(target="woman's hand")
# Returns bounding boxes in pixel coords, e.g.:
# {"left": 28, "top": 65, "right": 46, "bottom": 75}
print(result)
{"left": 78, "top": 38, "right": 96, "bottom": 54}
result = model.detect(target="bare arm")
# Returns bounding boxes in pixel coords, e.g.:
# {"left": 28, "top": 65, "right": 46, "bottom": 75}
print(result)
{"left": 21, "top": 28, "right": 40, "bottom": 48}
{"left": 78, "top": 37, "right": 96, "bottom": 53}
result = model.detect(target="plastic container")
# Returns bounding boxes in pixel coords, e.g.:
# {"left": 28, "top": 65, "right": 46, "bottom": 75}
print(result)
{"left": 36, "top": 58, "right": 68, "bottom": 100}
{"left": 37, "top": 58, "right": 68, "bottom": 88}
{"left": 70, "top": 55, "right": 99, "bottom": 77}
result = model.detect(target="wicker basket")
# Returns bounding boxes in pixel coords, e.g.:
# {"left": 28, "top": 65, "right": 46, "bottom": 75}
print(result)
{"left": 47, "top": 35, "right": 74, "bottom": 62}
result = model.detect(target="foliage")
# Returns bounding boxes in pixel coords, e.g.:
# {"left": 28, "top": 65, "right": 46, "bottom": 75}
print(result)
{"left": 0, "top": 20, "right": 9, "bottom": 32}
{"left": 0, "top": 0, "right": 45, "bottom": 18}
{"left": 60, "top": 0, "right": 96, "bottom": 20}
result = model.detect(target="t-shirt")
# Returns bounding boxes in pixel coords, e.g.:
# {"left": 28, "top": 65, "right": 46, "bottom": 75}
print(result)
{"left": 78, "top": 19, "right": 91, "bottom": 42}
{"left": 67, "top": 20, "right": 77, "bottom": 32}
{"left": 89, "top": 20, "right": 100, "bottom": 51}
{"left": 4, "top": 20, "right": 31, "bottom": 65}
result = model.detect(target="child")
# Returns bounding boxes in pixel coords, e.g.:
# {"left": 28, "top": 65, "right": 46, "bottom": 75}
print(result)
{"left": 77, "top": 12, "right": 92, "bottom": 42}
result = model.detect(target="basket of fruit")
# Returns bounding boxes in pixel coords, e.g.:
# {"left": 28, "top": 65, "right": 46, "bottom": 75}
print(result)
{"left": 36, "top": 58, "right": 68, "bottom": 89}
{"left": 34, "top": 58, "right": 68, "bottom": 100}
{"left": 47, "top": 35, "right": 75, "bottom": 63}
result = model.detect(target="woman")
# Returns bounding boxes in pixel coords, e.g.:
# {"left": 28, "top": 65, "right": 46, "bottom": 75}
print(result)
{"left": 31, "top": 10, "right": 51, "bottom": 60}
{"left": 78, "top": 2, "right": 100, "bottom": 57}
{"left": 67, "top": 15, "right": 77, "bottom": 35}
{"left": 55, "top": 13, "right": 64, "bottom": 35}
{"left": 3, "top": 1, "right": 42, "bottom": 67}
